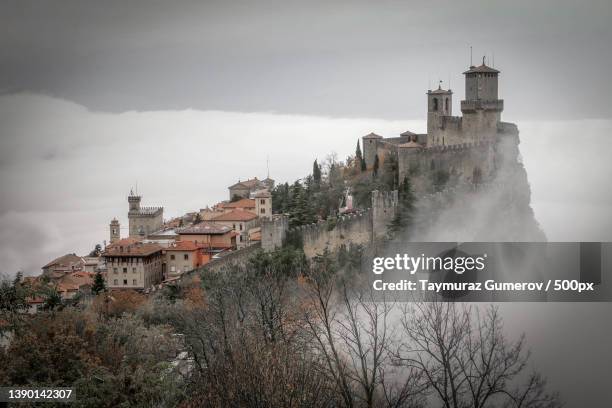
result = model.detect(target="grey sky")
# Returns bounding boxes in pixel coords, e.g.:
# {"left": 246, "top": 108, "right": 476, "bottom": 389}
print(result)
{"left": 1, "top": 0, "right": 612, "bottom": 120}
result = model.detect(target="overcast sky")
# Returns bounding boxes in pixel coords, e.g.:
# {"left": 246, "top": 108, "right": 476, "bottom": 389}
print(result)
{"left": 1, "top": 0, "right": 612, "bottom": 120}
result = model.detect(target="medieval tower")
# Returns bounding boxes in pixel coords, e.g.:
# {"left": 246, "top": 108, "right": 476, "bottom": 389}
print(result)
{"left": 127, "top": 190, "right": 163, "bottom": 238}
{"left": 109, "top": 218, "right": 120, "bottom": 244}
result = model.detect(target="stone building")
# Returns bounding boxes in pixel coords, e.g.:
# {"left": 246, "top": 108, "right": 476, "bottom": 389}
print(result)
{"left": 164, "top": 240, "right": 210, "bottom": 278}
{"left": 127, "top": 191, "right": 163, "bottom": 238}
{"left": 109, "top": 218, "right": 120, "bottom": 244}
{"left": 211, "top": 209, "right": 259, "bottom": 248}
{"left": 254, "top": 190, "right": 272, "bottom": 219}
{"left": 228, "top": 177, "right": 274, "bottom": 200}
{"left": 41, "top": 253, "right": 84, "bottom": 279}
{"left": 362, "top": 59, "right": 515, "bottom": 193}
{"left": 177, "top": 222, "right": 237, "bottom": 249}
{"left": 103, "top": 239, "right": 164, "bottom": 290}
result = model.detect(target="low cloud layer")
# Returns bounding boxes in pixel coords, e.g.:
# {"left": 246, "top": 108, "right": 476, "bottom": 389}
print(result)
{"left": 1, "top": 94, "right": 612, "bottom": 277}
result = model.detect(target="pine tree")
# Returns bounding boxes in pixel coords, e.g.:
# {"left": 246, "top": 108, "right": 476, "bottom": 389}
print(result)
{"left": 313, "top": 159, "right": 322, "bottom": 185}
{"left": 356, "top": 140, "right": 366, "bottom": 172}
{"left": 92, "top": 270, "right": 106, "bottom": 295}
{"left": 388, "top": 176, "right": 416, "bottom": 237}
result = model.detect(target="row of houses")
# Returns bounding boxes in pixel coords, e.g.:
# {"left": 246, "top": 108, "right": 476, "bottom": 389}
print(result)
{"left": 28, "top": 177, "right": 275, "bottom": 308}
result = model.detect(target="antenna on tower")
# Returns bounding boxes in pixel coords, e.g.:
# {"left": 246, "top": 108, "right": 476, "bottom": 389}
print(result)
{"left": 492, "top": 52, "right": 495, "bottom": 68}
{"left": 470, "top": 45, "right": 473, "bottom": 66}
{"left": 266, "top": 155, "right": 270, "bottom": 179}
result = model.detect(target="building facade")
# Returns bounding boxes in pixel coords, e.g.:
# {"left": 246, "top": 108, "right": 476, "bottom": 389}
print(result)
{"left": 103, "top": 240, "right": 164, "bottom": 290}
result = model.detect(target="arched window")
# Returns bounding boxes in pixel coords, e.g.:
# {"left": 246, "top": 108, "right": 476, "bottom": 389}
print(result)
{"left": 433, "top": 98, "right": 438, "bottom": 111}
{"left": 445, "top": 98, "right": 449, "bottom": 111}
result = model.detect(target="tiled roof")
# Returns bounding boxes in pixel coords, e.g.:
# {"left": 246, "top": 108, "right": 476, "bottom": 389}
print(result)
{"left": 103, "top": 242, "right": 163, "bottom": 257}
{"left": 221, "top": 198, "right": 256, "bottom": 208}
{"left": 363, "top": 132, "right": 383, "bottom": 139}
{"left": 165, "top": 241, "right": 203, "bottom": 251}
{"left": 178, "top": 222, "right": 233, "bottom": 235}
{"left": 212, "top": 209, "right": 258, "bottom": 222}
{"left": 42, "top": 253, "right": 83, "bottom": 269}
{"left": 229, "top": 177, "right": 261, "bottom": 189}
{"left": 463, "top": 64, "right": 500, "bottom": 74}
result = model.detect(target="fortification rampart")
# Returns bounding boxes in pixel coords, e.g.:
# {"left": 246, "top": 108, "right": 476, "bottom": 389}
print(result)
{"left": 261, "top": 190, "right": 397, "bottom": 258}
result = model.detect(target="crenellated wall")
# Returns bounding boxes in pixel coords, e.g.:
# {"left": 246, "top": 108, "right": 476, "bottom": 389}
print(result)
{"left": 261, "top": 190, "right": 398, "bottom": 257}
{"left": 398, "top": 140, "right": 495, "bottom": 194}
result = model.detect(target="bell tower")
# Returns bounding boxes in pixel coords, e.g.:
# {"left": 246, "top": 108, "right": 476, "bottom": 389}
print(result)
{"left": 109, "top": 218, "right": 120, "bottom": 244}
{"left": 427, "top": 82, "right": 453, "bottom": 146}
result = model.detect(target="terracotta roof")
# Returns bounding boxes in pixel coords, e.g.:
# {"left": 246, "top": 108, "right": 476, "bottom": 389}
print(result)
{"left": 229, "top": 177, "right": 261, "bottom": 189}
{"left": 363, "top": 132, "right": 383, "bottom": 139}
{"left": 400, "top": 130, "right": 416, "bottom": 136}
{"left": 165, "top": 241, "right": 204, "bottom": 251}
{"left": 103, "top": 242, "right": 163, "bottom": 257}
{"left": 463, "top": 64, "right": 500, "bottom": 74}
{"left": 178, "top": 222, "right": 233, "bottom": 235}
{"left": 42, "top": 253, "right": 83, "bottom": 269}
{"left": 220, "top": 198, "right": 256, "bottom": 208}
{"left": 212, "top": 209, "right": 257, "bottom": 222}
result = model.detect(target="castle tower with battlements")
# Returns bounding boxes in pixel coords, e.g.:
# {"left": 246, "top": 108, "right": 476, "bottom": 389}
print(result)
{"left": 363, "top": 58, "right": 516, "bottom": 191}
{"left": 127, "top": 190, "right": 163, "bottom": 238}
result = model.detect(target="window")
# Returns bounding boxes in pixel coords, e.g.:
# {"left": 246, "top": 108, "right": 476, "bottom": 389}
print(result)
{"left": 133, "top": 279, "right": 137, "bottom": 285}
{"left": 184, "top": 254, "right": 189, "bottom": 260}
{"left": 113, "top": 279, "right": 118, "bottom": 285}
{"left": 123, "top": 279, "right": 127, "bottom": 285}
{"left": 239, "top": 224, "right": 243, "bottom": 231}
{"left": 261, "top": 208, "right": 265, "bottom": 214}
{"left": 170, "top": 254, "right": 175, "bottom": 260}
{"left": 433, "top": 98, "right": 438, "bottom": 111}
{"left": 132, "top": 267, "right": 136, "bottom": 273}
{"left": 123, "top": 267, "right": 127, "bottom": 273}
{"left": 113, "top": 268, "right": 118, "bottom": 274}
{"left": 445, "top": 98, "right": 449, "bottom": 111}
{"left": 260, "top": 199, "right": 265, "bottom": 204}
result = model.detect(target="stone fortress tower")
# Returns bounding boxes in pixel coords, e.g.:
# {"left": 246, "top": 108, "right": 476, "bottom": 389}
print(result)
{"left": 127, "top": 190, "right": 163, "bottom": 238}
{"left": 362, "top": 57, "right": 517, "bottom": 191}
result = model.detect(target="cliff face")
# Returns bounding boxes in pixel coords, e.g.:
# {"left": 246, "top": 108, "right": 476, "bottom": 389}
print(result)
{"left": 406, "top": 127, "right": 546, "bottom": 242}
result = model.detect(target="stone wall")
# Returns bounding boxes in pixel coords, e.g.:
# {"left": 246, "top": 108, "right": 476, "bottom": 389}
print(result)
{"left": 294, "top": 211, "right": 373, "bottom": 258}
{"left": 398, "top": 141, "right": 495, "bottom": 194}
{"left": 261, "top": 190, "right": 398, "bottom": 258}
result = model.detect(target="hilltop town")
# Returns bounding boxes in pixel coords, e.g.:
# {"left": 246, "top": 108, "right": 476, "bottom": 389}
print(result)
{"left": 18, "top": 60, "right": 542, "bottom": 312}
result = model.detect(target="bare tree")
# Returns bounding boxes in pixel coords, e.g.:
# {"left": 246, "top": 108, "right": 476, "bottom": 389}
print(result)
{"left": 393, "top": 302, "right": 562, "bottom": 408}
{"left": 302, "top": 257, "right": 424, "bottom": 408}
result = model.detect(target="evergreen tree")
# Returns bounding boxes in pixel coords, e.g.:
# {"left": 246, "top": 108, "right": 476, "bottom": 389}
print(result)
{"left": 387, "top": 176, "right": 416, "bottom": 238}
{"left": 355, "top": 140, "right": 363, "bottom": 164}
{"left": 313, "top": 160, "right": 322, "bottom": 185}
{"left": 373, "top": 154, "right": 380, "bottom": 177}
{"left": 88, "top": 244, "right": 102, "bottom": 257}
{"left": 360, "top": 155, "right": 367, "bottom": 172}
{"left": 91, "top": 270, "right": 106, "bottom": 295}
